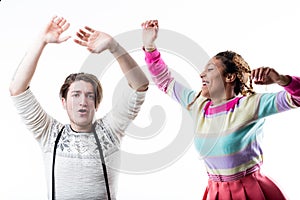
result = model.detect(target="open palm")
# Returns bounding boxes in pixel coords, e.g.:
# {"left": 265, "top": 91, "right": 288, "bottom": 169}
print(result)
{"left": 74, "top": 26, "right": 115, "bottom": 53}
{"left": 43, "top": 16, "right": 70, "bottom": 44}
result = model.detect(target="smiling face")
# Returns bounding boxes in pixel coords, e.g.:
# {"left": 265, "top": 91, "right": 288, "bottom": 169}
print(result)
{"left": 200, "top": 57, "right": 227, "bottom": 100}
{"left": 62, "top": 80, "right": 97, "bottom": 132}
{"left": 188, "top": 51, "right": 254, "bottom": 109}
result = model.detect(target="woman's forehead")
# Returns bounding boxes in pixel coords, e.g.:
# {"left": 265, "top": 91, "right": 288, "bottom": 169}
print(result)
{"left": 206, "top": 57, "right": 224, "bottom": 68}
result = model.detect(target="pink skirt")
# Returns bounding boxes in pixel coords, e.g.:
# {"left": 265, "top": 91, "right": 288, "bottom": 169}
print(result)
{"left": 202, "top": 170, "right": 286, "bottom": 200}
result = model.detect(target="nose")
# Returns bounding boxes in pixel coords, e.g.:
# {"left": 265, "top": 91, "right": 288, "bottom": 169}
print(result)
{"left": 200, "top": 70, "right": 206, "bottom": 78}
{"left": 79, "top": 96, "right": 88, "bottom": 107}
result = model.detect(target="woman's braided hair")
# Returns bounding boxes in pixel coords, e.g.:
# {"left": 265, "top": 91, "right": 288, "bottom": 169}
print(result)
{"left": 216, "top": 50, "right": 254, "bottom": 96}
{"left": 187, "top": 51, "right": 255, "bottom": 110}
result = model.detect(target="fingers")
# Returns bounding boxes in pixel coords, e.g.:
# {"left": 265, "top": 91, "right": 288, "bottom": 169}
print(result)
{"left": 75, "top": 29, "right": 90, "bottom": 43}
{"left": 84, "top": 26, "right": 95, "bottom": 33}
{"left": 141, "top": 20, "right": 159, "bottom": 29}
{"left": 251, "top": 67, "right": 274, "bottom": 84}
{"left": 251, "top": 67, "right": 265, "bottom": 83}
{"left": 51, "top": 15, "right": 59, "bottom": 23}
{"left": 58, "top": 18, "right": 70, "bottom": 32}
{"left": 58, "top": 18, "right": 66, "bottom": 27}
{"left": 74, "top": 38, "right": 87, "bottom": 47}
{"left": 51, "top": 16, "right": 70, "bottom": 32}
{"left": 78, "top": 29, "right": 90, "bottom": 39}
{"left": 61, "top": 21, "right": 70, "bottom": 32}
{"left": 75, "top": 26, "right": 96, "bottom": 42}
{"left": 257, "top": 67, "right": 265, "bottom": 81}
{"left": 74, "top": 26, "right": 98, "bottom": 49}
{"left": 52, "top": 16, "right": 65, "bottom": 26}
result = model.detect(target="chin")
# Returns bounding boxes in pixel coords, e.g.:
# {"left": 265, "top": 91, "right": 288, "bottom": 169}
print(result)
{"left": 75, "top": 119, "right": 92, "bottom": 127}
{"left": 201, "top": 90, "right": 210, "bottom": 99}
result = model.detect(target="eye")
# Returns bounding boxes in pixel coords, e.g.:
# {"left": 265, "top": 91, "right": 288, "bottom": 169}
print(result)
{"left": 72, "top": 93, "right": 80, "bottom": 97}
{"left": 87, "top": 94, "right": 95, "bottom": 99}
{"left": 207, "top": 66, "right": 214, "bottom": 71}
{"left": 207, "top": 64, "right": 215, "bottom": 71}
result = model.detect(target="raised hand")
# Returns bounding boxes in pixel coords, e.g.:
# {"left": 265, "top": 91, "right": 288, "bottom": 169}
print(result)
{"left": 74, "top": 26, "right": 118, "bottom": 54}
{"left": 141, "top": 20, "right": 159, "bottom": 51}
{"left": 251, "top": 67, "right": 290, "bottom": 86}
{"left": 9, "top": 15, "right": 71, "bottom": 96}
{"left": 43, "top": 16, "right": 71, "bottom": 44}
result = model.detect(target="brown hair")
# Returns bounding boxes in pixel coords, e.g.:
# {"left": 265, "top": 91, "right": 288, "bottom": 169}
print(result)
{"left": 187, "top": 51, "right": 255, "bottom": 110}
{"left": 215, "top": 50, "right": 254, "bottom": 96}
{"left": 59, "top": 72, "right": 103, "bottom": 108}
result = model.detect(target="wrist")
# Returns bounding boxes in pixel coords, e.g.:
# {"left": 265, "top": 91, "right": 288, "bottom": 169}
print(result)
{"left": 144, "top": 45, "right": 156, "bottom": 52}
{"left": 109, "top": 40, "right": 119, "bottom": 54}
{"left": 37, "top": 33, "right": 48, "bottom": 46}
{"left": 277, "top": 75, "right": 291, "bottom": 86}
{"left": 34, "top": 36, "right": 48, "bottom": 49}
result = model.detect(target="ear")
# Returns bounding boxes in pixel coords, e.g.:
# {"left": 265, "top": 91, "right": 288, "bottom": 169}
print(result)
{"left": 61, "top": 98, "right": 67, "bottom": 109}
{"left": 225, "top": 73, "right": 237, "bottom": 83}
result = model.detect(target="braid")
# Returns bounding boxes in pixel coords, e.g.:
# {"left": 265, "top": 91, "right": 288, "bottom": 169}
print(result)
{"left": 186, "top": 51, "right": 255, "bottom": 110}
{"left": 187, "top": 90, "right": 201, "bottom": 110}
{"left": 232, "top": 53, "right": 255, "bottom": 96}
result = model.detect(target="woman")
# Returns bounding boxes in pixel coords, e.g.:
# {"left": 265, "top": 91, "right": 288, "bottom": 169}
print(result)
{"left": 141, "top": 20, "right": 300, "bottom": 200}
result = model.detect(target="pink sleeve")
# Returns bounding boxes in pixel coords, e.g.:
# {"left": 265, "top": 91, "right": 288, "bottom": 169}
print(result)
{"left": 144, "top": 48, "right": 174, "bottom": 93}
{"left": 284, "top": 76, "right": 300, "bottom": 106}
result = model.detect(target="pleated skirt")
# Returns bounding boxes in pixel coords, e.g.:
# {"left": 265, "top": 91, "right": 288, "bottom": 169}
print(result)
{"left": 202, "top": 170, "right": 287, "bottom": 200}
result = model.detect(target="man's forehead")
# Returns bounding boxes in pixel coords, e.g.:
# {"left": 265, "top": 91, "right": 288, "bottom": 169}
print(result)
{"left": 69, "top": 80, "right": 94, "bottom": 92}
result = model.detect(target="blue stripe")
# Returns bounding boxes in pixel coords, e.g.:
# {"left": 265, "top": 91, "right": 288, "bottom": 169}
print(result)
{"left": 203, "top": 139, "right": 262, "bottom": 169}
{"left": 258, "top": 93, "right": 278, "bottom": 118}
{"left": 194, "top": 119, "right": 265, "bottom": 157}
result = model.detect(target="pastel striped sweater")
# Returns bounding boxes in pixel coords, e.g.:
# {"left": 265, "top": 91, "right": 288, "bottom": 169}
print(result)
{"left": 145, "top": 49, "right": 300, "bottom": 181}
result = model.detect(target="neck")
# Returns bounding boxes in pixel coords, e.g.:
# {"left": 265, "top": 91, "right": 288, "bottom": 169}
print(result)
{"left": 70, "top": 123, "right": 93, "bottom": 133}
{"left": 211, "top": 87, "right": 236, "bottom": 105}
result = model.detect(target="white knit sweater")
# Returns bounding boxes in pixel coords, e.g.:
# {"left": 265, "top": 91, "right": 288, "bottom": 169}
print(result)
{"left": 11, "top": 86, "right": 146, "bottom": 200}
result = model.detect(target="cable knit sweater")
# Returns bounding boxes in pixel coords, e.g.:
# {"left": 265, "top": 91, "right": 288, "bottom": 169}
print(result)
{"left": 11, "top": 86, "right": 146, "bottom": 200}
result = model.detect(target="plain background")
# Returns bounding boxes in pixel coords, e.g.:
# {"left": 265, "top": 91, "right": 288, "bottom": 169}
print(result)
{"left": 1, "top": 0, "right": 300, "bottom": 199}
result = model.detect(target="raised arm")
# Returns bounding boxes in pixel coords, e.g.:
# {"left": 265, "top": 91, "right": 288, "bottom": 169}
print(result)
{"left": 74, "top": 26, "right": 149, "bottom": 91}
{"left": 141, "top": 20, "right": 173, "bottom": 93}
{"left": 9, "top": 16, "right": 71, "bottom": 96}
{"left": 141, "top": 20, "right": 199, "bottom": 109}
{"left": 251, "top": 66, "right": 291, "bottom": 86}
{"left": 251, "top": 66, "right": 300, "bottom": 107}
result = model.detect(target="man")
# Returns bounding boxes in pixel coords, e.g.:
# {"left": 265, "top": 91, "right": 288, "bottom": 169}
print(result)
{"left": 10, "top": 16, "right": 148, "bottom": 199}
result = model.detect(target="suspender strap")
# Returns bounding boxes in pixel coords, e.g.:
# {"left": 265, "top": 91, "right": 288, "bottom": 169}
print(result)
{"left": 92, "top": 125, "right": 112, "bottom": 200}
{"left": 52, "top": 126, "right": 64, "bottom": 200}
{"left": 51, "top": 125, "right": 111, "bottom": 200}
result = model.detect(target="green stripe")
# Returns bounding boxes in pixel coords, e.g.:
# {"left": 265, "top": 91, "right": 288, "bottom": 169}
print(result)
{"left": 194, "top": 120, "right": 264, "bottom": 157}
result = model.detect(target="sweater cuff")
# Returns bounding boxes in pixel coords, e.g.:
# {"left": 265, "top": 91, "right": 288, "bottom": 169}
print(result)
{"left": 143, "top": 47, "right": 168, "bottom": 77}
{"left": 143, "top": 47, "right": 160, "bottom": 63}
{"left": 284, "top": 76, "right": 300, "bottom": 96}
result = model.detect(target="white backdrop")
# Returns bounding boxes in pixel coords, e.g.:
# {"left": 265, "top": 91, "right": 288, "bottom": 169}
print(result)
{"left": 1, "top": 0, "right": 300, "bottom": 199}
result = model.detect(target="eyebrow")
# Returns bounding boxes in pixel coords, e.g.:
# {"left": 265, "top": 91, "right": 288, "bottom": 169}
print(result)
{"left": 210, "top": 60, "right": 224, "bottom": 68}
{"left": 70, "top": 90, "right": 94, "bottom": 94}
{"left": 70, "top": 90, "right": 82, "bottom": 94}
{"left": 205, "top": 62, "right": 216, "bottom": 68}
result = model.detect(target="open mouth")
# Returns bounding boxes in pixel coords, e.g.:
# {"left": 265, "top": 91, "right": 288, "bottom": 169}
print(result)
{"left": 202, "top": 80, "right": 209, "bottom": 86}
{"left": 78, "top": 109, "right": 88, "bottom": 114}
